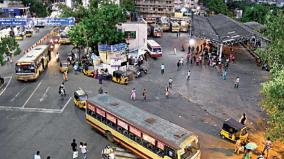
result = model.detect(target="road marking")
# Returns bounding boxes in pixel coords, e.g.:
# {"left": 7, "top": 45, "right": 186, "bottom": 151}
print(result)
{"left": 60, "top": 97, "right": 72, "bottom": 113}
{"left": 0, "top": 106, "right": 61, "bottom": 113}
{"left": 0, "top": 76, "right": 12, "bottom": 96}
{"left": 22, "top": 81, "right": 42, "bottom": 108}
{"left": 10, "top": 86, "right": 26, "bottom": 102}
{"left": 40, "top": 86, "right": 50, "bottom": 102}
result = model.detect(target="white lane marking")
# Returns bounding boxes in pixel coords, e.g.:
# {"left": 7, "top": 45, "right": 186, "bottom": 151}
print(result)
{"left": 60, "top": 97, "right": 72, "bottom": 113}
{"left": 0, "top": 106, "right": 61, "bottom": 113}
{"left": 10, "top": 86, "right": 26, "bottom": 102}
{"left": 40, "top": 86, "right": 50, "bottom": 102}
{"left": 0, "top": 76, "right": 12, "bottom": 96}
{"left": 22, "top": 81, "right": 42, "bottom": 108}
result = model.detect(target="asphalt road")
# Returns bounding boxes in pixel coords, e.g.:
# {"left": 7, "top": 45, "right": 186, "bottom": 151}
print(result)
{"left": 0, "top": 32, "right": 269, "bottom": 159}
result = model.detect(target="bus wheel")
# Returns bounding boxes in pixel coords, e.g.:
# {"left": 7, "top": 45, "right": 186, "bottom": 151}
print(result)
{"left": 105, "top": 131, "right": 114, "bottom": 143}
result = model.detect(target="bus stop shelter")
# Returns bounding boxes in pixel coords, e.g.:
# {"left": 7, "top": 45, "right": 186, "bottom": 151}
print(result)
{"left": 192, "top": 14, "right": 264, "bottom": 60}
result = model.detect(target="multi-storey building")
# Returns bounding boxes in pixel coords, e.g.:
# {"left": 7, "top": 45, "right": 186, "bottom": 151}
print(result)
{"left": 134, "top": 0, "right": 175, "bottom": 17}
{"left": 184, "top": 0, "right": 199, "bottom": 9}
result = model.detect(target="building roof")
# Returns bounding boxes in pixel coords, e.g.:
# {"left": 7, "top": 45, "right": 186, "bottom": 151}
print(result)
{"left": 88, "top": 94, "right": 195, "bottom": 149}
{"left": 193, "top": 14, "right": 264, "bottom": 44}
{"left": 243, "top": 21, "right": 266, "bottom": 31}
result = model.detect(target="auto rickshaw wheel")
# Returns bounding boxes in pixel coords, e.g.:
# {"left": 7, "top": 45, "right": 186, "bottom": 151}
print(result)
{"left": 105, "top": 131, "right": 114, "bottom": 143}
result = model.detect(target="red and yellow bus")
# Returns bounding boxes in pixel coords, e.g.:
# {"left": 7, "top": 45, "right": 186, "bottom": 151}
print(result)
{"left": 86, "top": 95, "right": 201, "bottom": 159}
{"left": 15, "top": 45, "right": 50, "bottom": 81}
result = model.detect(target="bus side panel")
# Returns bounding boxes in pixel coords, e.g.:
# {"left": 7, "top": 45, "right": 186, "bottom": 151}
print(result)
{"left": 86, "top": 114, "right": 166, "bottom": 159}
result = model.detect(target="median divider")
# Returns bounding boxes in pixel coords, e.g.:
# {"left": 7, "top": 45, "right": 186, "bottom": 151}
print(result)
{"left": 22, "top": 28, "right": 57, "bottom": 54}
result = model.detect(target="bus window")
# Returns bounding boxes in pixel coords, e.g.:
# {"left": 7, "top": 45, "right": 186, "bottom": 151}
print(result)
{"left": 15, "top": 64, "right": 36, "bottom": 73}
{"left": 153, "top": 48, "right": 161, "bottom": 53}
{"left": 106, "top": 113, "right": 116, "bottom": 128}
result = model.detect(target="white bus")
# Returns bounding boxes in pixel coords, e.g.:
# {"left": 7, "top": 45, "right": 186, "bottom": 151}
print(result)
{"left": 15, "top": 45, "right": 50, "bottom": 81}
{"left": 146, "top": 40, "right": 162, "bottom": 58}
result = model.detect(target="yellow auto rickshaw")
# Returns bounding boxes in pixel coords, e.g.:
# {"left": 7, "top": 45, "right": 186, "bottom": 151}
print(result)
{"left": 220, "top": 118, "right": 248, "bottom": 142}
{"left": 15, "top": 33, "right": 25, "bottom": 40}
{"left": 83, "top": 65, "right": 95, "bottom": 77}
{"left": 59, "top": 60, "right": 70, "bottom": 73}
{"left": 25, "top": 30, "right": 33, "bottom": 37}
{"left": 73, "top": 89, "right": 88, "bottom": 109}
{"left": 112, "top": 70, "right": 128, "bottom": 85}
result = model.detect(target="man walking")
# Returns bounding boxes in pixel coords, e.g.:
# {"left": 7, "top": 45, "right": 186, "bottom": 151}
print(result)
{"left": 71, "top": 139, "right": 77, "bottom": 154}
{"left": 34, "top": 151, "right": 41, "bottom": 159}
{"left": 160, "top": 63, "right": 165, "bottom": 75}
{"left": 262, "top": 137, "right": 272, "bottom": 158}
{"left": 187, "top": 70, "right": 191, "bottom": 80}
{"left": 80, "top": 142, "right": 88, "bottom": 159}
{"left": 130, "top": 88, "right": 136, "bottom": 101}
{"left": 168, "top": 78, "right": 173, "bottom": 88}
{"left": 177, "top": 60, "right": 180, "bottom": 71}
{"left": 180, "top": 57, "right": 184, "bottom": 66}
{"left": 234, "top": 77, "right": 240, "bottom": 88}
{"left": 165, "top": 86, "right": 169, "bottom": 98}
{"left": 142, "top": 89, "right": 147, "bottom": 101}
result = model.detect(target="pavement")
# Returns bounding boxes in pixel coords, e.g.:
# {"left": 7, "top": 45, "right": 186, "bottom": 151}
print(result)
{"left": 0, "top": 31, "right": 270, "bottom": 159}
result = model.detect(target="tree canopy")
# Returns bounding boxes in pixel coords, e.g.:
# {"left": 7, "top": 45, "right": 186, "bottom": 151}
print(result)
{"left": 257, "top": 11, "right": 284, "bottom": 141}
{"left": 120, "top": 0, "right": 136, "bottom": 12}
{"left": 62, "top": 0, "right": 127, "bottom": 53}
{"left": 22, "top": 0, "right": 49, "bottom": 17}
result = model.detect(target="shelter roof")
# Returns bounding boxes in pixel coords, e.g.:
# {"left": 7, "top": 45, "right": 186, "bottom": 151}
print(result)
{"left": 193, "top": 14, "right": 262, "bottom": 44}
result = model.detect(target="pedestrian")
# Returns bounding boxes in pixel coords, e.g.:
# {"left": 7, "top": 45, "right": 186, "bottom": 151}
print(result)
{"left": 98, "top": 87, "right": 104, "bottom": 94}
{"left": 180, "top": 57, "right": 184, "bottom": 66}
{"left": 80, "top": 142, "right": 88, "bottom": 159}
{"left": 177, "top": 32, "right": 179, "bottom": 38}
{"left": 71, "top": 139, "right": 77, "bottom": 152}
{"left": 34, "top": 151, "right": 41, "bottom": 159}
{"left": 174, "top": 48, "right": 177, "bottom": 55}
{"left": 257, "top": 153, "right": 265, "bottom": 159}
{"left": 243, "top": 149, "right": 252, "bottom": 159}
{"left": 239, "top": 113, "right": 247, "bottom": 125}
{"left": 187, "top": 70, "right": 191, "bottom": 80}
{"left": 234, "top": 139, "right": 243, "bottom": 154}
{"left": 46, "top": 156, "right": 51, "bottom": 159}
{"left": 142, "top": 89, "right": 147, "bottom": 101}
{"left": 262, "top": 137, "right": 272, "bottom": 158}
{"left": 165, "top": 87, "right": 169, "bottom": 98}
{"left": 98, "top": 74, "right": 103, "bottom": 84}
{"left": 234, "top": 76, "right": 240, "bottom": 88}
{"left": 222, "top": 69, "right": 227, "bottom": 80}
{"left": 160, "top": 63, "right": 165, "bottom": 75}
{"left": 73, "top": 148, "right": 79, "bottom": 159}
{"left": 130, "top": 88, "right": 136, "bottom": 101}
{"left": 168, "top": 78, "right": 173, "bottom": 88}
{"left": 177, "top": 60, "right": 180, "bottom": 70}
{"left": 63, "top": 70, "right": 68, "bottom": 81}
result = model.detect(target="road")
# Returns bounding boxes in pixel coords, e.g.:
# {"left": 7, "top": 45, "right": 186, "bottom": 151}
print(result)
{"left": 0, "top": 31, "right": 269, "bottom": 159}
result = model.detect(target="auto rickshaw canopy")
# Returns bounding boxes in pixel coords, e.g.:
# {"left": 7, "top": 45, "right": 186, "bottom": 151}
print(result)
{"left": 113, "top": 70, "right": 125, "bottom": 78}
{"left": 222, "top": 118, "right": 245, "bottom": 133}
{"left": 74, "top": 89, "right": 88, "bottom": 101}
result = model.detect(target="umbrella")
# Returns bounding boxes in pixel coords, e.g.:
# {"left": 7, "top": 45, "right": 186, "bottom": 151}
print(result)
{"left": 245, "top": 142, "right": 257, "bottom": 150}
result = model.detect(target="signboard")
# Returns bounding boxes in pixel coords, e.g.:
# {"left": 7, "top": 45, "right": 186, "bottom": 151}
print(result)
{"left": 0, "top": 18, "right": 27, "bottom": 26}
{"left": 0, "top": 18, "right": 75, "bottom": 26}
{"left": 98, "top": 43, "right": 127, "bottom": 54}
{"left": 33, "top": 18, "right": 75, "bottom": 26}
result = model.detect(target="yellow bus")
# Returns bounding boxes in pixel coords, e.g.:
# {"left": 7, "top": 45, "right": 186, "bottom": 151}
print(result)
{"left": 171, "top": 21, "right": 180, "bottom": 33}
{"left": 86, "top": 95, "right": 201, "bottom": 159}
{"left": 15, "top": 45, "right": 50, "bottom": 81}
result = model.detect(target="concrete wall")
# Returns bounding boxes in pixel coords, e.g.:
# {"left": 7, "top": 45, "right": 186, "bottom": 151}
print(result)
{"left": 121, "top": 22, "right": 147, "bottom": 51}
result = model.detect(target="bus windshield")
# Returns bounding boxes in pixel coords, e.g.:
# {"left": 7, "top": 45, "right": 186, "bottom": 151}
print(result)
{"left": 16, "top": 64, "right": 36, "bottom": 73}
{"left": 181, "top": 139, "right": 200, "bottom": 159}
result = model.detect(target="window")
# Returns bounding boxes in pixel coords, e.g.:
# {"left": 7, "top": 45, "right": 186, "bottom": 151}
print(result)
{"left": 125, "top": 31, "right": 136, "bottom": 39}
{"left": 96, "top": 108, "right": 105, "bottom": 117}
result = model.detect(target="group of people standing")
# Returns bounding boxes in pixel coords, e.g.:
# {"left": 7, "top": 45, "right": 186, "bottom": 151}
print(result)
{"left": 71, "top": 139, "right": 88, "bottom": 159}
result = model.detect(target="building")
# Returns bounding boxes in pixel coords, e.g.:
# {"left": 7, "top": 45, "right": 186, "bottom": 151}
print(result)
{"left": 184, "top": 0, "right": 199, "bottom": 9}
{"left": 119, "top": 18, "right": 147, "bottom": 51}
{"left": 134, "top": 0, "right": 175, "bottom": 17}
{"left": 257, "top": 0, "right": 284, "bottom": 7}
{"left": 0, "top": 0, "right": 29, "bottom": 17}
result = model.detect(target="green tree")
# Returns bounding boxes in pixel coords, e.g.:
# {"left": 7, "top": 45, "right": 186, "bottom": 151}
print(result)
{"left": 67, "top": 3, "right": 126, "bottom": 54}
{"left": 207, "top": 0, "right": 230, "bottom": 15}
{"left": 0, "top": 37, "right": 21, "bottom": 65}
{"left": 257, "top": 11, "right": 284, "bottom": 141}
{"left": 240, "top": 4, "right": 271, "bottom": 24}
{"left": 23, "top": 0, "right": 49, "bottom": 17}
{"left": 121, "top": 0, "right": 136, "bottom": 12}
